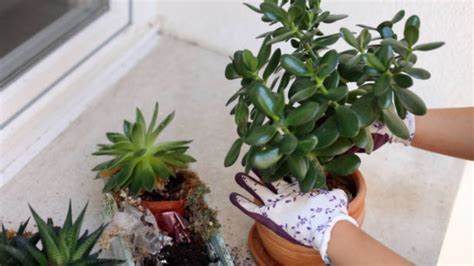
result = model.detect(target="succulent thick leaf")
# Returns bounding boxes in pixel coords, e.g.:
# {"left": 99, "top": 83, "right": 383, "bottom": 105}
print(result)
{"left": 326, "top": 86, "right": 348, "bottom": 101}
{"left": 340, "top": 28, "right": 359, "bottom": 49}
{"left": 287, "top": 155, "right": 308, "bottom": 181}
{"left": 352, "top": 127, "right": 374, "bottom": 154}
{"left": 324, "top": 154, "right": 361, "bottom": 176}
{"left": 314, "top": 117, "right": 339, "bottom": 149}
{"left": 335, "top": 106, "right": 360, "bottom": 138}
{"left": 224, "top": 139, "right": 244, "bottom": 167}
{"left": 318, "top": 50, "right": 339, "bottom": 78}
{"left": 382, "top": 106, "right": 410, "bottom": 139}
{"left": 295, "top": 136, "right": 318, "bottom": 154}
{"left": 263, "top": 49, "right": 281, "bottom": 80}
{"left": 245, "top": 125, "right": 277, "bottom": 146}
{"left": 253, "top": 148, "right": 282, "bottom": 169}
{"left": 373, "top": 75, "right": 390, "bottom": 96}
{"left": 405, "top": 67, "right": 431, "bottom": 80}
{"left": 257, "top": 36, "right": 272, "bottom": 68}
{"left": 235, "top": 101, "right": 249, "bottom": 136}
{"left": 285, "top": 102, "right": 320, "bottom": 127}
{"left": 395, "top": 89, "right": 427, "bottom": 115}
{"left": 280, "top": 55, "right": 309, "bottom": 76}
{"left": 249, "top": 82, "right": 280, "bottom": 120}
{"left": 299, "top": 163, "right": 317, "bottom": 192}
{"left": 393, "top": 74, "right": 413, "bottom": 88}
{"left": 280, "top": 133, "right": 298, "bottom": 154}
{"left": 351, "top": 94, "right": 380, "bottom": 127}
{"left": 314, "top": 138, "right": 353, "bottom": 157}
{"left": 413, "top": 42, "right": 445, "bottom": 51}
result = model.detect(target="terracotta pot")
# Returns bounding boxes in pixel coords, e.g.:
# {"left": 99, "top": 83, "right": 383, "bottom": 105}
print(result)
{"left": 252, "top": 170, "right": 367, "bottom": 266}
{"left": 141, "top": 199, "right": 186, "bottom": 217}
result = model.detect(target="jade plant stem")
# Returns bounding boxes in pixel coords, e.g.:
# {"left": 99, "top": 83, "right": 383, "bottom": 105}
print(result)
{"left": 411, "top": 108, "right": 474, "bottom": 160}
{"left": 327, "top": 221, "right": 413, "bottom": 266}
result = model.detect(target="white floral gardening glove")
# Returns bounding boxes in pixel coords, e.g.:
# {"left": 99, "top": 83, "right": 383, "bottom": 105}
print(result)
{"left": 370, "top": 112, "right": 416, "bottom": 147}
{"left": 229, "top": 173, "right": 357, "bottom": 264}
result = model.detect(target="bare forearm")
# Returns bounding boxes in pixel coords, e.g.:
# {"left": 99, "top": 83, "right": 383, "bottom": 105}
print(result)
{"left": 327, "top": 221, "right": 412, "bottom": 266}
{"left": 412, "top": 107, "right": 474, "bottom": 160}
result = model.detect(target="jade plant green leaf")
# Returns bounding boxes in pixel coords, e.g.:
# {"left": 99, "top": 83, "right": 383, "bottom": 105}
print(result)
{"left": 92, "top": 102, "right": 195, "bottom": 197}
{"left": 224, "top": 0, "right": 442, "bottom": 190}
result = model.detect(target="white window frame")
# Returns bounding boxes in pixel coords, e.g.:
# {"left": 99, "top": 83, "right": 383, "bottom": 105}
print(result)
{"left": 0, "top": 0, "right": 159, "bottom": 187}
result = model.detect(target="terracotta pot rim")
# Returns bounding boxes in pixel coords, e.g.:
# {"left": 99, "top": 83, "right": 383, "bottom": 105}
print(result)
{"left": 347, "top": 170, "right": 366, "bottom": 210}
{"left": 141, "top": 199, "right": 185, "bottom": 204}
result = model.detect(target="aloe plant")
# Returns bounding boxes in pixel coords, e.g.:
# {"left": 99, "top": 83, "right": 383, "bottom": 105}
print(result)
{"left": 0, "top": 219, "right": 40, "bottom": 265}
{"left": 224, "top": 0, "right": 443, "bottom": 192}
{"left": 92, "top": 103, "right": 196, "bottom": 197}
{"left": 0, "top": 202, "right": 121, "bottom": 265}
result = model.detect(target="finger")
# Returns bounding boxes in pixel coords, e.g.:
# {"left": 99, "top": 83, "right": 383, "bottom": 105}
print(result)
{"left": 229, "top": 192, "right": 261, "bottom": 216}
{"left": 235, "top": 173, "right": 276, "bottom": 204}
{"left": 229, "top": 193, "right": 301, "bottom": 246}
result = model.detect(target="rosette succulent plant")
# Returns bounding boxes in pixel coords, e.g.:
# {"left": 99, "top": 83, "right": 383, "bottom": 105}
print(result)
{"left": 224, "top": 0, "right": 443, "bottom": 192}
{"left": 0, "top": 202, "right": 121, "bottom": 265}
{"left": 92, "top": 103, "right": 196, "bottom": 197}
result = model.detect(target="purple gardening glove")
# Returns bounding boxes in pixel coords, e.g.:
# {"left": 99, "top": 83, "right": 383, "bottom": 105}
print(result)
{"left": 230, "top": 173, "right": 357, "bottom": 263}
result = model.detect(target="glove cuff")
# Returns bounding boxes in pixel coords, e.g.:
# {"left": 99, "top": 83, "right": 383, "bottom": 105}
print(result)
{"left": 315, "top": 214, "right": 358, "bottom": 265}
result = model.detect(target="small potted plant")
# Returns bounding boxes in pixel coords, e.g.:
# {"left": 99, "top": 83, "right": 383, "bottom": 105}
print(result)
{"left": 0, "top": 202, "right": 121, "bottom": 265}
{"left": 92, "top": 103, "right": 233, "bottom": 265}
{"left": 224, "top": 0, "right": 443, "bottom": 264}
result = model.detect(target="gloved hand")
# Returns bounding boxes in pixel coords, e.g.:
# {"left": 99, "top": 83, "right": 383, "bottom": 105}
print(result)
{"left": 349, "top": 112, "right": 416, "bottom": 154}
{"left": 229, "top": 172, "right": 357, "bottom": 263}
{"left": 371, "top": 112, "right": 416, "bottom": 148}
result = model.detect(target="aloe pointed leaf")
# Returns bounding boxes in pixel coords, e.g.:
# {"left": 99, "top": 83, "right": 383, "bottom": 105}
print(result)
{"left": 147, "top": 102, "right": 159, "bottom": 137}
{"left": 71, "top": 225, "right": 106, "bottom": 261}
{"left": 123, "top": 120, "right": 132, "bottom": 137}
{"left": 149, "top": 111, "right": 175, "bottom": 144}
{"left": 29, "top": 206, "right": 63, "bottom": 264}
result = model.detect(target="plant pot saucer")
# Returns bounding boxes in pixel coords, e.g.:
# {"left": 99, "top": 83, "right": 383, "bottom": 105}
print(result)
{"left": 248, "top": 224, "right": 280, "bottom": 266}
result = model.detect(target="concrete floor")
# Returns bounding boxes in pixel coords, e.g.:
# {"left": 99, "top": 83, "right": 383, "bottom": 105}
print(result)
{"left": 0, "top": 35, "right": 467, "bottom": 265}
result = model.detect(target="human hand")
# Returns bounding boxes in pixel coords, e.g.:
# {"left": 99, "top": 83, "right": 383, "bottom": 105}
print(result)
{"left": 229, "top": 173, "right": 357, "bottom": 263}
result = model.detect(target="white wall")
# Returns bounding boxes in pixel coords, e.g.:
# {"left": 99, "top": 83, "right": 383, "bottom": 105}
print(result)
{"left": 156, "top": 0, "right": 473, "bottom": 108}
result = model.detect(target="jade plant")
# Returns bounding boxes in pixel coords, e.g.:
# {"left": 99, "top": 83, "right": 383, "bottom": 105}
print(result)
{"left": 92, "top": 103, "right": 196, "bottom": 197}
{"left": 224, "top": 0, "right": 443, "bottom": 192}
{"left": 0, "top": 202, "right": 121, "bottom": 265}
